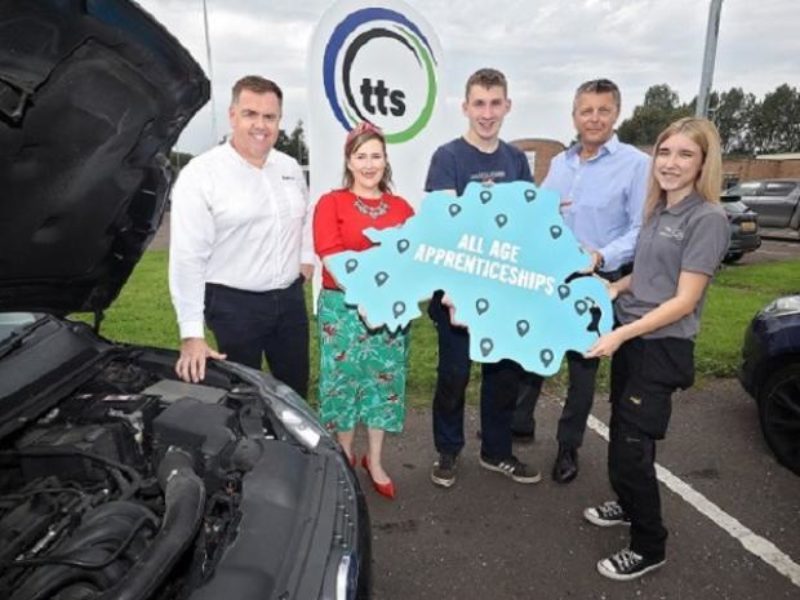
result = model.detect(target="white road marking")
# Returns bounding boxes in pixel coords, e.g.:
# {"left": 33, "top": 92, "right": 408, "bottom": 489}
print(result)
{"left": 586, "top": 414, "right": 800, "bottom": 587}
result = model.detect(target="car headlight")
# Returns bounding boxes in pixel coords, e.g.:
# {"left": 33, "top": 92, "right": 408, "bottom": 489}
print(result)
{"left": 228, "top": 364, "right": 330, "bottom": 450}
{"left": 761, "top": 296, "right": 800, "bottom": 317}
{"left": 277, "top": 406, "right": 323, "bottom": 449}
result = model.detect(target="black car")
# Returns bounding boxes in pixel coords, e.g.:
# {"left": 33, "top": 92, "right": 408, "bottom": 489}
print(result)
{"left": 0, "top": 2, "right": 370, "bottom": 599}
{"left": 721, "top": 193, "right": 761, "bottom": 263}
{"left": 739, "top": 295, "right": 800, "bottom": 476}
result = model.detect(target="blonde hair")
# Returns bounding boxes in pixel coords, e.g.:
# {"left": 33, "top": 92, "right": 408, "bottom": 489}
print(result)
{"left": 643, "top": 117, "right": 722, "bottom": 222}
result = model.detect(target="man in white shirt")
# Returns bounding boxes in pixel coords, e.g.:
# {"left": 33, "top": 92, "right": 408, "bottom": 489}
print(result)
{"left": 169, "top": 75, "right": 314, "bottom": 396}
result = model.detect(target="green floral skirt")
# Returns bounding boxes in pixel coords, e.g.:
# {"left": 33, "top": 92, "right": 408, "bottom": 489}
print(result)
{"left": 317, "top": 290, "right": 409, "bottom": 433}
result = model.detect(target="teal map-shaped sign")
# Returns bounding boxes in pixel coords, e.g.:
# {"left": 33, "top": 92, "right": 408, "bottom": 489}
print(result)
{"left": 326, "top": 181, "right": 613, "bottom": 376}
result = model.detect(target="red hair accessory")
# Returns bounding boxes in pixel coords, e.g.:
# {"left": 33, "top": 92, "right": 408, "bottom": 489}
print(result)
{"left": 344, "top": 121, "right": 384, "bottom": 155}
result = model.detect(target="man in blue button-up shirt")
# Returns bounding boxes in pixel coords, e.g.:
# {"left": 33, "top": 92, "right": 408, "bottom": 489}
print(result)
{"left": 513, "top": 79, "right": 650, "bottom": 484}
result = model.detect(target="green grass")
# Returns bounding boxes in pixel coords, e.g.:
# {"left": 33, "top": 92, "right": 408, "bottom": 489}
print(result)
{"left": 74, "top": 250, "right": 800, "bottom": 406}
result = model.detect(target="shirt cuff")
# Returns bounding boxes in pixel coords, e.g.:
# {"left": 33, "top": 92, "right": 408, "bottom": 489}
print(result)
{"left": 179, "top": 321, "right": 205, "bottom": 340}
{"left": 597, "top": 246, "right": 623, "bottom": 272}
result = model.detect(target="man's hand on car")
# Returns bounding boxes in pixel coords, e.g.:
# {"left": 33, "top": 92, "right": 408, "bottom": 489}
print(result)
{"left": 176, "top": 337, "right": 226, "bottom": 383}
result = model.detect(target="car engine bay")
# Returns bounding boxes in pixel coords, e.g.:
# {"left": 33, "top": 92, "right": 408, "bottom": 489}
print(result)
{"left": 0, "top": 356, "right": 300, "bottom": 600}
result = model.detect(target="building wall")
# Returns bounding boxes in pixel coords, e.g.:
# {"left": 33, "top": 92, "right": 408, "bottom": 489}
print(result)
{"left": 510, "top": 138, "right": 566, "bottom": 185}
{"left": 723, "top": 159, "right": 800, "bottom": 183}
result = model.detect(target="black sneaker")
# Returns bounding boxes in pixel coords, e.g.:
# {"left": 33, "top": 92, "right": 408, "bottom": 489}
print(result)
{"left": 478, "top": 455, "right": 541, "bottom": 484}
{"left": 431, "top": 453, "right": 458, "bottom": 488}
{"left": 597, "top": 548, "right": 665, "bottom": 581}
{"left": 583, "top": 500, "right": 630, "bottom": 527}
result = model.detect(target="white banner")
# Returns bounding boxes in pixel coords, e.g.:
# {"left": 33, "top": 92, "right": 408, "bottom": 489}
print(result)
{"left": 308, "top": 0, "right": 446, "bottom": 210}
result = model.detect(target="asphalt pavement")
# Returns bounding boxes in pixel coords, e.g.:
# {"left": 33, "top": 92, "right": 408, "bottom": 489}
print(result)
{"left": 365, "top": 381, "right": 800, "bottom": 599}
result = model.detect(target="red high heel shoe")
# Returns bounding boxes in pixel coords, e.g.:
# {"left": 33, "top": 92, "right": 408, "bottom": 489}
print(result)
{"left": 361, "top": 455, "right": 395, "bottom": 499}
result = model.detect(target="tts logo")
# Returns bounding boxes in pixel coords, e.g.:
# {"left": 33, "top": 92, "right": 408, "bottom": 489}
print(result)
{"left": 323, "top": 7, "right": 439, "bottom": 143}
{"left": 359, "top": 78, "right": 405, "bottom": 116}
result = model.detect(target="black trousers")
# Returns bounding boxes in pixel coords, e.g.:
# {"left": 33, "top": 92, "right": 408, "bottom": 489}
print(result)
{"left": 429, "top": 292, "right": 521, "bottom": 460}
{"left": 608, "top": 336, "right": 694, "bottom": 560}
{"left": 204, "top": 278, "right": 309, "bottom": 398}
{"left": 512, "top": 265, "right": 630, "bottom": 446}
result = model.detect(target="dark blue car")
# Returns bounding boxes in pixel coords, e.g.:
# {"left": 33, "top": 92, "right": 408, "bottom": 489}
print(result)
{"left": 739, "top": 295, "right": 800, "bottom": 475}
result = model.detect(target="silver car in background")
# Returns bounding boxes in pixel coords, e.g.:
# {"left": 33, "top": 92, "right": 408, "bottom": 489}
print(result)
{"left": 726, "top": 179, "right": 800, "bottom": 232}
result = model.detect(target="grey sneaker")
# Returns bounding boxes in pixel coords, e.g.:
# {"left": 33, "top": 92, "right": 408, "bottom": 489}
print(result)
{"left": 583, "top": 500, "right": 631, "bottom": 527}
{"left": 431, "top": 453, "right": 458, "bottom": 488}
{"left": 597, "top": 548, "right": 665, "bottom": 581}
{"left": 478, "top": 455, "right": 541, "bottom": 484}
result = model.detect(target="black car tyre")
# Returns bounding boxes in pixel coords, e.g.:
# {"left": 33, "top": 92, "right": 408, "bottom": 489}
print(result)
{"left": 723, "top": 251, "right": 744, "bottom": 264}
{"left": 758, "top": 362, "right": 800, "bottom": 476}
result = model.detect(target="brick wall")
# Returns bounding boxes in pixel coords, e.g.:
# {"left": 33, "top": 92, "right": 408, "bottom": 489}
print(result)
{"left": 510, "top": 138, "right": 566, "bottom": 184}
{"left": 723, "top": 159, "right": 800, "bottom": 183}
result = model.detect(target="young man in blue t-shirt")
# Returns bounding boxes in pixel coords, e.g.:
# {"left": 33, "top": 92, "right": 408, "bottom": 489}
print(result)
{"left": 425, "top": 68, "right": 541, "bottom": 488}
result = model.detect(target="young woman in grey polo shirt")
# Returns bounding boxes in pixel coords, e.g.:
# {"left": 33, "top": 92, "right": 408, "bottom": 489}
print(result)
{"left": 582, "top": 117, "right": 730, "bottom": 581}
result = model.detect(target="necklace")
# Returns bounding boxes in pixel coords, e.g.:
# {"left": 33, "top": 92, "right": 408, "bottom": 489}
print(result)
{"left": 353, "top": 194, "right": 389, "bottom": 219}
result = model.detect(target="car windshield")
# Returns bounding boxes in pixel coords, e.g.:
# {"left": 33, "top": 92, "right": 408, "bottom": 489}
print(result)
{"left": 721, "top": 199, "right": 748, "bottom": 214}
{"left": 0, "top": 313, "right": 40, "bottom": 345}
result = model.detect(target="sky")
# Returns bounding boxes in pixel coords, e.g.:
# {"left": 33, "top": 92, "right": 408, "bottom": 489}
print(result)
{"left": 136, "top": 0, "right": 799, "bottom": 155}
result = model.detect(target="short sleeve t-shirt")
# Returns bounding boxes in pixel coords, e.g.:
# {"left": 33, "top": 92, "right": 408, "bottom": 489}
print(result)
{"left": 424, "top": 137, "right": 533, "bottom": 195}
{"left": 615, "top": 192, "right": 729, "bottom": 339}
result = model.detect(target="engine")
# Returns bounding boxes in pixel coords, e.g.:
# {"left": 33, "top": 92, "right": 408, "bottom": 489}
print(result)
{"left": 0, "top": 361, "right": 277, "bottom": 600}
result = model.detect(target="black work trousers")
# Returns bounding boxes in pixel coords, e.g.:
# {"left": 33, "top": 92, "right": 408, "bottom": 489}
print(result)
{"left": 608, "top": 336, "right": 694, "bottom": 560}
{"left": 204, "top": 278, "right": 309, "bottom": 398}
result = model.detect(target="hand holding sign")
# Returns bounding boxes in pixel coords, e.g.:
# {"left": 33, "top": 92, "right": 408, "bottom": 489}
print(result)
{"left": 326, "top": 181, "right": 613, "bottom": 376}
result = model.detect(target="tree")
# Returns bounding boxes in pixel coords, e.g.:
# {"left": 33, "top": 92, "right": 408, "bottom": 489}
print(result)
{"left": 275, "top": 119, "right": 309, "bottom": 165}
{"left": 618, "top": 82, "right": 800, "bottom": 156}
{"left": 749, "top": 84, "right": 800, "bottom": 154}
{"left": 617, "top": 84, "right": 690, "bottom": 146}
{"left": 709, "top": 87, "right": 757, "bottom": 155}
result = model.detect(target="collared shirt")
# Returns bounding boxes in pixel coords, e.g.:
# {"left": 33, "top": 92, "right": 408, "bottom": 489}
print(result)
{"left": 168, "top": 142, "right": 313, "bottom": 339}
{"left": 615, "top": 192, "right": 729, "bottom": 339}
{"left": 542, "top": 134, "right": 649, "bottom": 271}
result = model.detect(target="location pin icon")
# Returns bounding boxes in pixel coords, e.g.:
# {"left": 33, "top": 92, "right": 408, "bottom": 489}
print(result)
{"left": 397, "top": 239, "right": 410, "bottom": 253}
{"left": 540, "top": 349, "right": 554, "bottom": 368}
{"left": 524, "top": 189, "right": 537, "bottom": 202}
{"left": 375, "top": 271, "right": 389, "bottom": 287}
{"left": 345, "top": 259, "right": 358, "bottom": 273}
{"left": 449, "top": 204, "right": 461, "bottom": 217}
{"left": 392, "top": 301, "right": 406, "bottom": 318}
{"left": 575, "top": 300, "right": 588, "bottom": 315}
{"left": 495, "top": 214, "right": 508, "bottom": 228}
{"left": 476, "top": 298, "right": 490, "bottom": 315}
{"left": 558, "top": 284, "right": 570, "bottom": 300}
{"left": 480, "top": 190, "right": 492, "bottom": 204}
{"left": 480, "top": 338, "right": 494, "bottom": 357}
{"left": 516, "top": 320, "right": 530, "bottom": 337}
{"left": 550, "top": 225, "right": 562, "bottom": 239}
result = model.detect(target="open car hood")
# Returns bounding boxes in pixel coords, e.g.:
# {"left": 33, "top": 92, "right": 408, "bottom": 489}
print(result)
{"left": 0, "top": 0, "right": 208, "bottom": 315}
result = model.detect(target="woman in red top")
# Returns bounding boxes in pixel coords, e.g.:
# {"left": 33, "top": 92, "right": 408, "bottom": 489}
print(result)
{"left": 313, "top": 122, "right": 414, "bottom": 499}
